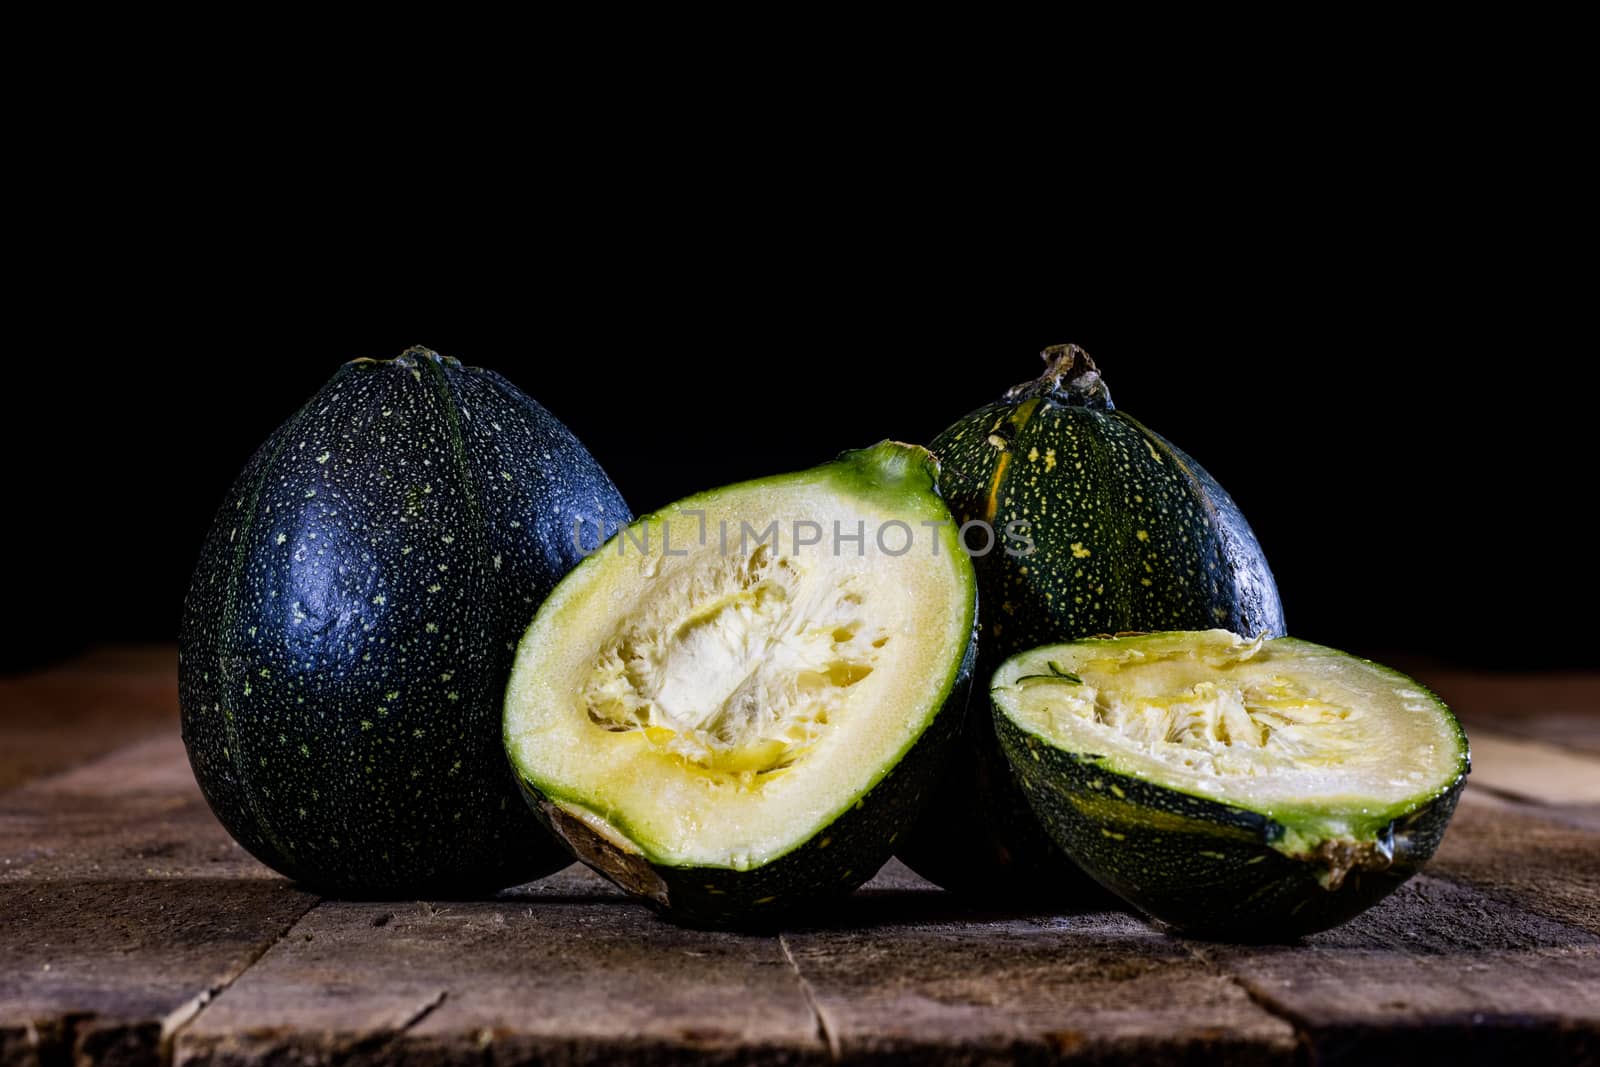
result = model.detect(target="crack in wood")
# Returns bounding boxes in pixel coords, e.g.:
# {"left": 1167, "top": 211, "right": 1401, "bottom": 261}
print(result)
{"left": 155, "top": 894, "right": 323, "bottom": 1065}
{"left": 396, "top": 989, "right": 449, "bottom": 1033}
{"left": 1222, "top": 968, "right": 1315, "bottom": 1060}
{"left": 779, "top": 933, "right": 839, "bottom": 1061}
{"left": 325, "top": 989, "right": 452, "bottom": 1063}
{"left": 1178, "top": 940, "right": 1313, "bottom": 1060}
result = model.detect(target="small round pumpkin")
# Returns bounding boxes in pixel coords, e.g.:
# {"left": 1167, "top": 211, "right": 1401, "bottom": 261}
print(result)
{"left": 898, "top": 344, "right": 1286, "bottom": 900}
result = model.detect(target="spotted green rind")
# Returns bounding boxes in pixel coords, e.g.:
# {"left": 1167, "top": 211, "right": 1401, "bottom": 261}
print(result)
{"left": 508, "top": 442, "right": 978, "bottom": 928}
{"left": 179, "top": 348, "right": 630, "bottom": 896}
{"left": 993, "top": 635, "right": 1469, "bottom": 939}
{"left": 897, "top": 346, "right": 1286, "bottom": 901}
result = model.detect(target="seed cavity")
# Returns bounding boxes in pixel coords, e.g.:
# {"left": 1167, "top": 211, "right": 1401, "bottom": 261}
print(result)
{"left": 580, "top": 543, "right": 888, "bottom": 786}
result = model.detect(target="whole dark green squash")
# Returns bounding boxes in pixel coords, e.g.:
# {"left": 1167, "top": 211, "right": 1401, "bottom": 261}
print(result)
{"left": 179, "top": 347, "right": 630, "bottom": 895}
{"left": 897, "top": 344, "right": 1286, "bottom": 900}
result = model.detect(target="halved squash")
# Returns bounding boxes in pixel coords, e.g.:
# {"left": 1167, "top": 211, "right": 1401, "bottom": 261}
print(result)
{"left": 993, "top": 630, "right": 1469, "bottom": 938}
{"left": 504, "top": 442, "right": 977, "bottom": 925}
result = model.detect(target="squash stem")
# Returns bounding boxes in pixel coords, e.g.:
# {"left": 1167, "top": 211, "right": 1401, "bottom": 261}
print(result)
{"left": 1005, "top": 343, "right": 1114, "bottom": 409}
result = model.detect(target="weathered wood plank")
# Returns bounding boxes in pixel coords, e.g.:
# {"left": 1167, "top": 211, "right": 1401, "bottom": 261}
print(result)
{"left": 1462, "top": 730, "right": 1600, "bottom": 806}
{"left": 175, "top": 891, "right": 827, "bottom": 1067}
{"left": 1, "top": 736, "right": 275, "bottom": 883}
{"left": 0, "top": 646, "right": 177, "bottom": 792}
{"left": 778, "top": 888, "right": 1297, "bottom": 1064}
{"left": 1409, "top": 665, "right": 1600, "bottom": 756}
{"left": 1177, "top": 778, "right": 1600, "bottom": 1062}
{"left": 2, "top": 736, "right": 318, "bottom": 1067}
{"left": 1429, "top": 790, "right": 1600, "bottom": 934}
{"left": 3, "top": 652, "right": 1598, "bottom": 1064}
{"left": 175, "top": 866, "right": 1303, "bottom": 1067}
{"left": 1, "top": 879, "right": 313, "bottom": 1067}
{"left": 1192, "top": 871, "right": 1600, "bottom": 1065}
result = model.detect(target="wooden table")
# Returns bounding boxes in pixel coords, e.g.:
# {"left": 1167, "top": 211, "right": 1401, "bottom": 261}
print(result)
{"left": 3, "top": 649, "right": 1598, "bottom": 1066}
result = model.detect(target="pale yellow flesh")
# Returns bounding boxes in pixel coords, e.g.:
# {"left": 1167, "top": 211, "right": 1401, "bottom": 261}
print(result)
{"left": 504, "top": 480, "right": 969, "bottom": 869}
{"left": 995, "top": 630, "right": 1462, "bottom": 812}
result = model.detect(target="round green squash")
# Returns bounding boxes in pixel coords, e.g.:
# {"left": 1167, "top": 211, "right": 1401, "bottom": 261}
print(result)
{"left": 897, "top": 345, "right": 1286, "bottom": 900}
{"left": 179, "top": 347, "right": 630, "bottom": 895}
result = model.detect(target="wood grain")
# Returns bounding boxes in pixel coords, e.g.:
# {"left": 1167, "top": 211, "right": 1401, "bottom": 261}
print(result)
{"left": 780, "top": 893, "right": 1297, "bottom": 1064}
{"left": 2, "top": 736, "right": 278, "bottom": 883}
{"left": 1, "top": 736, "right": 317, "bottom": 1067}
{"left": 1, "top": 880, "right": 312, "bottom": 1067}
{"left": 1429, "top": 791, "right": 1600, "bottom": 935}
{"left": 0, "top": 647, "right": 177, "bottom": 791}
{"left": 1192, "top": 873, "right": 1600, "bottom": 1065}
{"left": 175, "top": 891, "right": 827, "bottom": 1067}
{"left": 1463, "top": 731, "right": 1600, "bottom": 806}
{"left": 3, "top": 651, "right": 1599, "bottom": 1065}
{"left": 1407, "top": 664, "right": 1600, "bottom": 756}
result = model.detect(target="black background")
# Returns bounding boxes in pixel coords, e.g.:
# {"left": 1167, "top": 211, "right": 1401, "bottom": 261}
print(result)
{"left": 5, "top": 250, "right": 1588, "bottom": 672}
{"left": 4, "top": 86, "right": 1592, "bottom": 674}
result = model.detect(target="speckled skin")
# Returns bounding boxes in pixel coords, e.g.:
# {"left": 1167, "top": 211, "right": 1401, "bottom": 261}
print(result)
{"left": 179, "top": 348, "right": 630, "bottom": 896}
{"left": 994, "top": 694, "right": 1467, "bottom": 940}
{"left": 897, "top": 346, "right": 1286, "bottom": 901}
